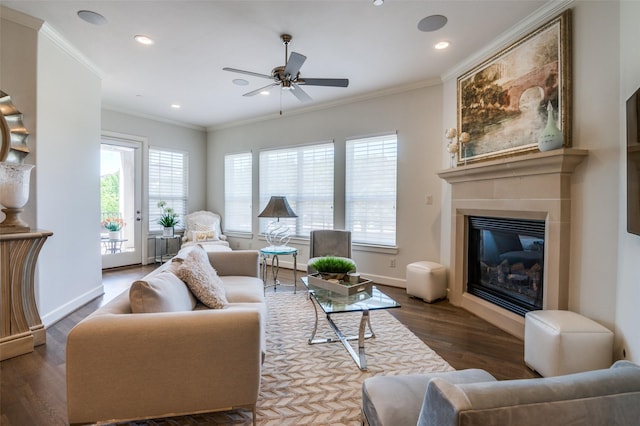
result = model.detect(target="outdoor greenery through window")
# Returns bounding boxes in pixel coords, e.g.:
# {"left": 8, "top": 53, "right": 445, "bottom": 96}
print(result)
{"left": 148, "top": 148, "right": 188, "bottom": 232}
{"left": 224, "top": 152, "right": 253, "bottom": 233}
{"left": 346, "top": 133, "right": 397, "bottom": 246}
{"left": 259, "top": 142, "right": 334, "bottom": 237}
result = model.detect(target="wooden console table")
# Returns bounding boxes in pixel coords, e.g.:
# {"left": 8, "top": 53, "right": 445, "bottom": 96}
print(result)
{"left": 0, "top": 230, "right": 53, "bottom": 361}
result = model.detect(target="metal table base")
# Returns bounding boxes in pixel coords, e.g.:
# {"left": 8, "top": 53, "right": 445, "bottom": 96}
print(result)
{"left": 307, "top": 296, "right": 376, "bottom": 370}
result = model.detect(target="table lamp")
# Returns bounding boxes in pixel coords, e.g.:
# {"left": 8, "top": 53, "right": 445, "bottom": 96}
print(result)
{"left": 258, "top": 196, "right": 297, "bottom": 248}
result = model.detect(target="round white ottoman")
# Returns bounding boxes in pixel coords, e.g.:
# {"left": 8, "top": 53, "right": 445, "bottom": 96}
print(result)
{"left": 405, "top": 261, "right": 447, "bottom": 303}
{"left": 524, "top": 310, "right": 613, "bottom": 377}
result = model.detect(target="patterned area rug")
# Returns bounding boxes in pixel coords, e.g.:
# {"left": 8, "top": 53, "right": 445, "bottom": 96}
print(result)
{"left": 113, "top": 291, "right": 453, "bottom": 425}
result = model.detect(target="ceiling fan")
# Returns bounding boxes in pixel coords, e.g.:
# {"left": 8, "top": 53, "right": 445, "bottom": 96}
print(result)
{"left": 223, "top": 34, "right": 349, "bottom": 103}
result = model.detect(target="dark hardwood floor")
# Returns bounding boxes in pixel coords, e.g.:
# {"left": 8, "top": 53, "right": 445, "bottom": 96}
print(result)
{"left": 0, "top": 264, "right": 537, "bottom": 425}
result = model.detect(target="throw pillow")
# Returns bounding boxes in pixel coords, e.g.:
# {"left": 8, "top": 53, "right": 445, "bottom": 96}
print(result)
{"left": 176, "top": 245, "right": 228, "bottom": 309}
{"left": 191, "top": 228, "right": 217, "bottom": 242}
{"left": 129, "top": 271, "right": 197, "bottom": 313}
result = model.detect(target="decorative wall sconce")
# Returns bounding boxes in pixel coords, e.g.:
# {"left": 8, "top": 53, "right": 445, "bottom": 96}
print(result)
{"left": 445, "top": 128, "right": 470, "bottom": 167}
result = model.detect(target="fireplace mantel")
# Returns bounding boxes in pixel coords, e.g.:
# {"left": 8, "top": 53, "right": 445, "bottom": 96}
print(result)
{"left": 438, "top": 148, "right": 588, "bottom": 184}
{"left": 438, "top": 148, "right": 588, "bottom": 338}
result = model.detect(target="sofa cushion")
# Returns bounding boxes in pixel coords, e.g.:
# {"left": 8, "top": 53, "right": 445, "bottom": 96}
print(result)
{"left": 129, "top": 271, "right": 196, "bottom": 313}
{"left": 221, "top": 276, "right": 266, "bottom": 303}
{"left": 176, "top": 245, "right": 228, "bottom": 309}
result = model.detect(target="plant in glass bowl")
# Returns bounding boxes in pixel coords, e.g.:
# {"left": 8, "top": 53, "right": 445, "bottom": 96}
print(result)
{"left": 309, "top": 256, "right": 355, "bottom": 281}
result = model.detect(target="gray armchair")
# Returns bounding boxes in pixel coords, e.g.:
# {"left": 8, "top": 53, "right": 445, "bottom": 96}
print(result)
{"left": 307, "top": 229, "right": 357, "bottom": 274}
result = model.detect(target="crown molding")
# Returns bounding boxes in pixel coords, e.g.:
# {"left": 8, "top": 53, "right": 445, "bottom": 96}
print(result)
{"left": 101, "top": 104, "right": 207, "bottom": 132}
{"left": 39, "top": 22, "right": 106, "bottom": 79}
{"left": 441, "top": 0, "right": 575, "bottom": 82}
{"left": 209, "top": 77, "right": 442, "bottom": 131}
{"left": 0, "top": 5, "right": 43, "bottom": 30}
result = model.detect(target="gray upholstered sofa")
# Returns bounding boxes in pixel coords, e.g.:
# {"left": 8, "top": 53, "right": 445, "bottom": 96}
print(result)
{"left": 362, "top": 360, "right": 640, "bottom": 426}
{"left": 67, "top": 249, "right": 265, "bottom": 425}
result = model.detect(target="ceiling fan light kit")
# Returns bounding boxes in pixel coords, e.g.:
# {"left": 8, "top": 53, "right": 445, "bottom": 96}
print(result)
{"left": 223, "top": 34, "right": 349, "bottom": 104}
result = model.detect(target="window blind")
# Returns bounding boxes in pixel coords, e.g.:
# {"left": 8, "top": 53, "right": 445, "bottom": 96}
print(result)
{"left": 259, "top": 142, "right": 334, "bottom": 236}
{"left": 148, "top": 148, "right": 188, "bottom": 232}
{"left": 346, "top": 134, "right": 397, "bottom": 246}
{"left": 224, "top": 152, "right": 253, "bottom": 233}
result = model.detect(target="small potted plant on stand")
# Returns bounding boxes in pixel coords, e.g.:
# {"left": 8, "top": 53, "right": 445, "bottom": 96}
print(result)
{"left": 157, "top": 201, "right": 179, "bottom": 237}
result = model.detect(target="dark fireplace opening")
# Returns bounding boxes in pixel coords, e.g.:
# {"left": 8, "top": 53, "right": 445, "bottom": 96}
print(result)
{"left": 467, "top": 216, "right": 545, "bottom": 317}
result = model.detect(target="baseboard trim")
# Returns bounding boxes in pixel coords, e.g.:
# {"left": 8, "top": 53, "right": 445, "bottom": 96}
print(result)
{"left": 41, "top": 285, "right": 104, "bottom": 327}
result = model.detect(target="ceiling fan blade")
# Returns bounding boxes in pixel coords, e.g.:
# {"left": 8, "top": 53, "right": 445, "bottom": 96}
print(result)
{"left": 284, "top": 52, "right": 306, "bottom": 78}
{"left": 290, "top": 84, "right": 312, "bottom": 103}
{"left": 298, "top": 78, "right": 349, "bottom": 87}
{"left": 243, "top": 83, "right": 279, "bottom": 97}
{"left": 223, "top": 67, "right": 273, "bottom": 80}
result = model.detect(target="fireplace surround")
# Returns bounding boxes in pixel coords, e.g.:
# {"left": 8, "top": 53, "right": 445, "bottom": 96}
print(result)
{"left": 438, "top": 148, "right": 588, "bottom": 338}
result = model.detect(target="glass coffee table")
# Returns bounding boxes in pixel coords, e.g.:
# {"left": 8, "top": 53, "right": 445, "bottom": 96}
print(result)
{"left": 300, "top": 276, "right": 400, "bottom": 370}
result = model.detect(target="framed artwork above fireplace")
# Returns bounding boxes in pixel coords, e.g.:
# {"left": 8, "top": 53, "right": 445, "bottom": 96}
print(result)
{"left": 456, "top": 9, "right": 572, "bottom": 164}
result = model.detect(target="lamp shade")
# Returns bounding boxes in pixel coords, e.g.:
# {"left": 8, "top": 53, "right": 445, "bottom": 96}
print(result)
{"left": 258, "top": 196, "right": 297, "bottom": 219}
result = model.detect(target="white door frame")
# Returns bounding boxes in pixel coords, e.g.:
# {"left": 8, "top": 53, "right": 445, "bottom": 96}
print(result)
{"left": 100, "top": 131, "right": 148, "bottom": 268}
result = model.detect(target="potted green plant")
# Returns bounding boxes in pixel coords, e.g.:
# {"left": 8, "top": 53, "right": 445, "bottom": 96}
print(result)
{"left": 157, "top": 201, "right": 179, "bottom": 237}
{"left": 309, "top": 256, "right": 355, "bottom": 281}
{"left": 101, "top": 216, "right": 125, "bottom": 239}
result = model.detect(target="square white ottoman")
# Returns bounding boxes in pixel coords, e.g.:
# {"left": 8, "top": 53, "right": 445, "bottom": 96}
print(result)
{"left": 406, "top": 261, "right": 447, "bottom": 303}
{"left": 524, "top": 310, "right": 613, "bottom": 377}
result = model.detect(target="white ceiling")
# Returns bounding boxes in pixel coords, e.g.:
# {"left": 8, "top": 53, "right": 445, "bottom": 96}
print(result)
{"left": 2, "top": 1, "right": 548, "bottom": 129}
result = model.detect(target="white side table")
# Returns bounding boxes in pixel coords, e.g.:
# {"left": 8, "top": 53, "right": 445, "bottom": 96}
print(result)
{"left": 260, "top": 246, "right": 297, "bottom": 293}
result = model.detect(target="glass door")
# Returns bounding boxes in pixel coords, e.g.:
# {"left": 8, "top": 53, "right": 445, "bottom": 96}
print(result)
{"left": 100, "top": 137, "right": 143, "bottom": 269}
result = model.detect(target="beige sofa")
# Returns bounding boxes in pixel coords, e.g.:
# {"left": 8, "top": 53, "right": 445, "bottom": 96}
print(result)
{"left": 67, "top": 249, "right": 266, "bottom": 425}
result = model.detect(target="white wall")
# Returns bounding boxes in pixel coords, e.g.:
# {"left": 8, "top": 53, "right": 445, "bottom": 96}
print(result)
{"left": 35, "top": 27, "right": 103, "bottom": 326}
{"left": 101, "top": 110, "right": 208, "bottom": 214}
{"left": 617, "top": 0, "right": 640, "bottom": 362}
{"left": 208, "top": 85, "right": 443, "bottom": 285}
{"left": 1, "top": 9, "right": 102, "bottom": 327}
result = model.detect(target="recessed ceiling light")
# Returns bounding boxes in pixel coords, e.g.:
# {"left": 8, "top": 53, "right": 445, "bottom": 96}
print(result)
{"left": 418, "top": 14, "right": 448, "bottom": 32}
{"left": 435, "top": 41, "right": 450, "bottom": 50}
{"left": 171, "top": 104, "right": 181, "bottom": 109}
{"left": 233, "top": 79, "right": 249, "bottom": 86}
{"left": 260, "top": 91, "right": 270, "bottom": 96}
{"left": 134, "top": 35, "right": 154, "bottom": 45}
{"left": 373, "top": 0, "right": 384, "bottom": 6}
{"left": 77, "top": 10, "right": 108, "bottom": 26}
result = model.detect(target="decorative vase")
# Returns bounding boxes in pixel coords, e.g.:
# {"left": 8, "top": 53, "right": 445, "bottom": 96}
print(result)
{"left": 0, "top": 162, "right": 34, "bottom": 233}
{"left": 108, "top": 231, "right": 120, "bottom": 240}
{"left": 163, "top": 226, "right": 174, "bottom": 237}
{"left": 538, "top": 101, "right": 564, "bottom": 152}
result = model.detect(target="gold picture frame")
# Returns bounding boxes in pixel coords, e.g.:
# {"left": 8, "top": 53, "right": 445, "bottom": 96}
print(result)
{"left": 457, "top": 9, "right": 572, "bottom": 164}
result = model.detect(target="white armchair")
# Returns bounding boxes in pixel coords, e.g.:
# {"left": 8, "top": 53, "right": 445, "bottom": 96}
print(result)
{"left": 181, "top": 211, "right": 230, "bottom": 249}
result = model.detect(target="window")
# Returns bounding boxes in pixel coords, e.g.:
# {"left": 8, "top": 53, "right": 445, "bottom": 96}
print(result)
{"left": 346, "top": 133, "right": 397, "bottom": 246}
{"left": 224, "top": 152, "right": 253, "bottom": 233}
{"left": 259, "top": 142, "right": 334, "bottom": 236}
{"left": 148, "top": 148, "right": 188, "bottom": 232}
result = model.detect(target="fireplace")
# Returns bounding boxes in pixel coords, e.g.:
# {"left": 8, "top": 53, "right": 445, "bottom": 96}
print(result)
{"left": 467, "top": 216, "right": 545, "bottom": 317}
{"left": 438, "top": 148, "right": 588, "bottom": 338}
